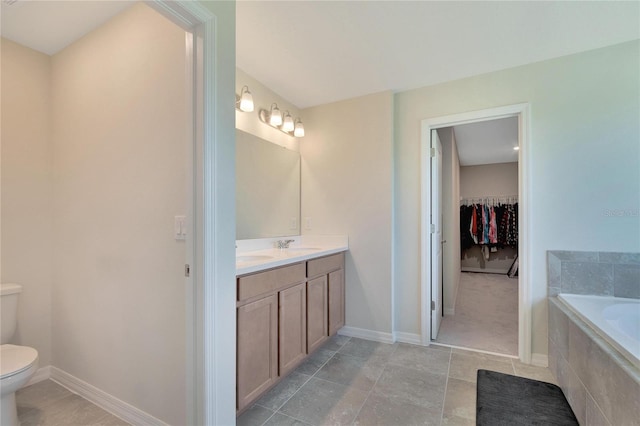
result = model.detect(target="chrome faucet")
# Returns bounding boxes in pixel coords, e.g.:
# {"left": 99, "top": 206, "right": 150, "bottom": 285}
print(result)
{"left": 276, "top": 239, "right": 295, "bottom": 249}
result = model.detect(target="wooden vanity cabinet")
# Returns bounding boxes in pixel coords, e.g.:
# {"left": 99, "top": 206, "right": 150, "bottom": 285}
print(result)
{"left": 236, "top": 263, "right": 306, "bottom": 412}
{"left": 236, "top": 294, "right": 278, "bottom": 411}
{"left": 279, "top": 282, "right": 307, "bottom": 376}
{"left": 308, "top": 253, "right": 345, "bottom": 338}
{"left": 328, "top": 268, "right": 345, "bottom": 335}
{"left": 236, "top": 253, "right": 345, "bottom": 413}
{"left": 306, "top": 275, "right": 328, "bottom": 353}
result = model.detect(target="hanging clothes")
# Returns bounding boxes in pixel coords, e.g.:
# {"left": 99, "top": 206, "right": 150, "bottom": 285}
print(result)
{"left": 489, "top": 206, "right": 497, "bottom": 244}
{"left": 476, "top": 205, "right": 483, "bottom": 243}
{"left": 460, "top": 205, "right": 475, "bottom": 250}
{"left": 471, "top": 204, "right": 478, "bottom": 244}
{"left": 507, "top": 203, "right": 518, "bottom": 248}
{"left": 483, "top": 204, "right": 490, "bottom": 244}
{"left": 496, "top": 204, "right": 507, "bottom": 245}
{"left": 459, "top": 198, "right": 518, "bottom": 251}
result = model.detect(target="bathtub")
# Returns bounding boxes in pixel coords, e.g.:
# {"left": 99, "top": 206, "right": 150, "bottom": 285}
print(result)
{"left": 557, "top": 293, "right": 640, "bottom": 369}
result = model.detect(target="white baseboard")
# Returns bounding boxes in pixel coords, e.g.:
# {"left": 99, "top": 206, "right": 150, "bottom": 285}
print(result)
{"left": 531, "top": 353, "right": 548, "bottom": 367}
{"left": 338, "top": 326, "right": 395, "bottom": 344}
{"left": 50, "top": 367, "right": 168, "bottom": 426}
{"left": 451, "top": 272, "right": 460, "bottom": 312}
{"left": 338, "top": 327, "right": 422, "bottom": 346}
{"left": 432, "top": 342, "right": 518, "bottom": 359}
{"left": 461, "top": 267, "right": 509, "bottom": 274}
{"left": 393, "top": 332, "right": 421, "bottom": 345}
{"left": 25, "top": 365, "right": 51, "bottom": 387}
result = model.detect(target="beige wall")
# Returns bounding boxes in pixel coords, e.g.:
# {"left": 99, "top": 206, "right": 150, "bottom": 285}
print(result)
{"left": 49, "top": 4, "right": 188, "bottom": 424}
{"left": 394, "top": 40, "right": 640, "bottom": 357}
{"left": 460, "top": 162, "right": 518, "bottom": 199}
{"left": 438, "top": 128, "right": 461, "bottom": 314}
{"left": 301, "top": 91, "right": 394, "bottom": 335}
{"left": 1, "top": 39, "right": 53, "bottom": 365}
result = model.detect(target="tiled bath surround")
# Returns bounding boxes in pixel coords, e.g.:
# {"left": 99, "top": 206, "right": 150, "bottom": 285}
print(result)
{"left": 547, "top": 251, "right": 640, "bottom": 298}
{"left": 547, "top": 250, "right": 640, "bottom": 425}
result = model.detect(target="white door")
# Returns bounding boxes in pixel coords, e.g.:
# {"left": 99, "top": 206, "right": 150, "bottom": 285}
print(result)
{"left": 431, "top": 130, "right": 443, "bottom": 339}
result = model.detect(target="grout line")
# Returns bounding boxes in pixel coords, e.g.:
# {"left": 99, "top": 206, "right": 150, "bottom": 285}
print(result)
{"left": 260, "top": 336, "right": 351, "bottom": 424}
{"left": 273, "top": 373, "right": 314, "bottom": 413}
{"left": 349, "top": 343, "right": 399, "bottom": 425}
{"left": 258, "top": 409, "right": 278, "bottom": 426}
{"left": 432, "top": 341, "right": 518, "bottom": 360}
{"left": 584, "top": 388, "right": 612, "bottom": 426}
{"left": 309, "top": 349, "right": 339, "bottom": 379}
{"left": 269, "top": 411, "right": 313, "bottom": 426}
{"left": 439, "top": 349, "right": 453, "bottom": 425}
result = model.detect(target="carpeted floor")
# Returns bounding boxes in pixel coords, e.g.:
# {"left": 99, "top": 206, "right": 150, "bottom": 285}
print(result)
{"left": 435, "top": 272, "right": 518, "bottom": 355}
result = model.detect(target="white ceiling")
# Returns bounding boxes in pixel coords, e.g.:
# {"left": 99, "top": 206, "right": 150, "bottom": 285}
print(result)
{"left": 237, "top": 0, "right": 639, "bottom": 108}
{"left": 1, "top": 0, "right": 134, "bottom": 56}
{"left": 452, "top": 117, "right": 519, "bottom": 167}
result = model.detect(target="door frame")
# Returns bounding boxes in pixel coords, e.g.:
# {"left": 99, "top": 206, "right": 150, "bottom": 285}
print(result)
{"left": 429, "top": 129, "right": 444, "bottom": 339}
{"left": 148, "top": 2, "right": 236, "bottom": 424}
{"left": 420, "top": 103, "right": 532, "bottom": 364}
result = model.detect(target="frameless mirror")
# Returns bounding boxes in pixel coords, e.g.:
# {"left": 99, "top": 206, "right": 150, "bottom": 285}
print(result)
{"left": 236, "top": 129, "right": 300, "bottom": 239}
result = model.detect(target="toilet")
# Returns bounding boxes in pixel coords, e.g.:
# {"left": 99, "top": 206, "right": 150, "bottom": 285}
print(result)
{"left": 1, "top": 283, "right": 39, "bottom": 426}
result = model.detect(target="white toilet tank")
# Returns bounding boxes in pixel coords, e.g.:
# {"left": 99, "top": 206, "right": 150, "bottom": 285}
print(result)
{"left": 1, "top": 283, "right": 22, "bottom": 344}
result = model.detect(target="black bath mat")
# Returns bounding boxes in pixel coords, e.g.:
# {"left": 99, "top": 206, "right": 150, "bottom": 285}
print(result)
{"left": 476, "top": 369, "right": 578, "bottom": 426}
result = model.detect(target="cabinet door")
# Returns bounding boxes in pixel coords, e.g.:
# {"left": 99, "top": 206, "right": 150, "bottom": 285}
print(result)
{"left": 306, "top": 276, "right": 328, "bottom": 353}
{"left": 237, "top": 294, "right": 278, "bottom": 411}
{"left": 328, "top": 269, "right": 345, "bottom": 336}
{"left": 279, "top": 283, "right": 307, "bottom": 375}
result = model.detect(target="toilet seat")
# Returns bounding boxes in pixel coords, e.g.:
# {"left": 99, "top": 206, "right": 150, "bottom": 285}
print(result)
{"left": 1, "top": 345, "right": 38, "bottom": 380}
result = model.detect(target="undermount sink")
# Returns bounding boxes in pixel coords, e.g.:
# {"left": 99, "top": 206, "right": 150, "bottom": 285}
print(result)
{"left": 236, "top": 255, "right": 273, "bottom": 263}
{"left": 285, "top": 247, "right": 321, "bottom": 252}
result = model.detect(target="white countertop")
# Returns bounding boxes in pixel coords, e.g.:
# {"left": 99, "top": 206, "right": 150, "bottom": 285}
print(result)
{"left": 236, "top": 235, "right": 348, "bottom": 276}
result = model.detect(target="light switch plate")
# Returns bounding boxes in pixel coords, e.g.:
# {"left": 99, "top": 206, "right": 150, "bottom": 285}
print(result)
{"left": 174, "top": 215, "right": 186, "bottom": 240}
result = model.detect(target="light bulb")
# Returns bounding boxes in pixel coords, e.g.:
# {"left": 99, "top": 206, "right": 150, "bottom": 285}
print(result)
{"left": 294, "top": 119, "right": 305, "bottom": 137}
{"left": 238, "top": 86, "right": 254, "bottom": 112}
{"left": 269, "top": 104, "right": 282, "bottom": 126}
{"left": 282, "top": 111, "right": 294, "bottom": 132}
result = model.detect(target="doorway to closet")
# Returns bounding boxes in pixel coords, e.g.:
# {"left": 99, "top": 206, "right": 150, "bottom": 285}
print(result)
{"left": 434, "top": 117, "right": 520, "bottom": 356}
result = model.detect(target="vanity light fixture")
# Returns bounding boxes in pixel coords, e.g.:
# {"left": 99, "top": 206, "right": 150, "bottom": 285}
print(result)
{"left": 268, "top": 103, "right": 283, "bottom": 126}
{"left": 258, "top": 104, "right": 305, "bottom": 138}
{"left": 236, "top": 85, "right": 254, "bottom": 112}
{"left": 294, "top": 119, "right": 305, "bottom": 137}
{"left": 282, "top": 111, "right": 295, "bottom": 132}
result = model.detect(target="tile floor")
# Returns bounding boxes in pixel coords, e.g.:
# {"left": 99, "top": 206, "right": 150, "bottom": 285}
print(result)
{"left": 16, "top": 379, "right": 129, "bottom": 426}
{"left": 15, "top": 335, "right": 555, "bottom": 426}
{"left": 436, "top": 272, "right": 518, "bottom": 355}
{"left": 237, "top": 335, "right": 557, "bottom": 426}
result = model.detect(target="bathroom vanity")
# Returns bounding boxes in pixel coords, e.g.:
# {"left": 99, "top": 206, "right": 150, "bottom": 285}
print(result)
{"left": 235, "top": 239, "right": 347, "bottom": 412}
{"left": 235, "top": 131, "right": 349, "bottom": 412}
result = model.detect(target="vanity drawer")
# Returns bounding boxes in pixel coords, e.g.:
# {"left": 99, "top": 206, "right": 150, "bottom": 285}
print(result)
{"left": 238, "top": 262, "right": 306, "bottom": 301}
{"left": 307, "top": 253, "right": 344, "bottom": 278}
